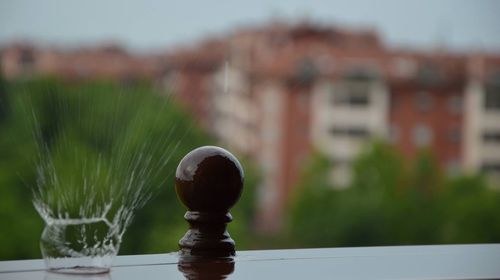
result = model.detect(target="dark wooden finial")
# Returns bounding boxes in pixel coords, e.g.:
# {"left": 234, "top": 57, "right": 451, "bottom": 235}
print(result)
{"left": 175, "top": 146, "right": 244, "bottom": 258}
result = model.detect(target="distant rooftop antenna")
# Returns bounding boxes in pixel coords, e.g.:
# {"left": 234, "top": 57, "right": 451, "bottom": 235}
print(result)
{"left": 435, "top": 21, "right": 451, "bottom": 51}
{"left": 224, "top": 60, "right": 229, "bottom": 94}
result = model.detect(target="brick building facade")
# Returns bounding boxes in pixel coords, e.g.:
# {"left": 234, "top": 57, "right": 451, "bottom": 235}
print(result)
{"left": 161, "top": 22, "right": 500, "bottom": 232}
{"left": 2, "top": 22, "right": 500, "bottom": 232}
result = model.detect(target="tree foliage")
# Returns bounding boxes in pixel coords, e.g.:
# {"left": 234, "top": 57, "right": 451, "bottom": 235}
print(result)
{"left": 0, "top": 77, "right": 257, "bottom": 260}
{"left": 2, "top": 76, "right": 498, "bottom": 260}
{"left": 290, "top": 141, "right": 500, "bottom": 247}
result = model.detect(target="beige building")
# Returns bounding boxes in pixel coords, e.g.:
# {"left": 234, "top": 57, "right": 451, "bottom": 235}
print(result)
{"left": 311, "top": 73, "right": 390, "bottom": 187}
{"left": 464, "top": 58, "right": 500, "bottom": 185}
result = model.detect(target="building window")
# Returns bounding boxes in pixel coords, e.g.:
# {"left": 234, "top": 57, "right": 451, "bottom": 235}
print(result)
{"left": 446, "top": 159, "right": 461, "bottom": 177}
{"left": 19, "top": 49, "right": 35, "bottom": 67}
{"left": 393, "top": 57, "right": 417, "bottom": 78}
{"left": 485, "top": 71, "right": 500, "bottom": 110}
{"left": 417, "top": 62, "right": 441, "bottom": 85}
{"left": 389, "top": 94, "right": 399, "bottom": 109}
{"left": 447, "top": 95, "right": 463, "bottom": 114}
{"left": 412, "top": 123, "right": 433, "bottom": 147}
{"left": 485, "top": 85, "right": 500, "bottom": 110}
{"left": 295, "top": 59, "right": 317, "bottom": 85}
{"left": 447, "top": 127, "right": 461, "bottom": 143}
{"left": 481, "top": 162, "right": 500, "bottom": 173}
{"left": 330, "top": 127, "right": 369, "bottom": 139}
{"left": 389, "top": 124, "right": 399, "bottom": 143}
{"left": 415, "top": 91, "right": 433, "bottom": 112}
{"left": 332, "top": 82, "right": 370, "bottom": 106}
{"left": 18, "top": 48, "right": 35, "bottom": 75}
{"left": 483, "top": 131, "right": 500, "bottom": 143}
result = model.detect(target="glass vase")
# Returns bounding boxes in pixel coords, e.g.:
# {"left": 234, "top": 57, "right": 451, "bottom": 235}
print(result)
{"left": 40, "top": 218, "right": 121, "bottom": 274}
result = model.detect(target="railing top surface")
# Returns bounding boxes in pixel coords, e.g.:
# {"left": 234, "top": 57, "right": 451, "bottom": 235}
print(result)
{"left": 1, "top": 244, "right": 500, "bottom": 279}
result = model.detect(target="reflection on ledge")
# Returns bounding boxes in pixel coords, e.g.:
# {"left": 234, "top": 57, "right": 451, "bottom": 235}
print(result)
{"left": 44, "top": 271, "right": 111, "bottom": 280}
{"left": 178, "top": 257, "right": 235, "bottom": 280}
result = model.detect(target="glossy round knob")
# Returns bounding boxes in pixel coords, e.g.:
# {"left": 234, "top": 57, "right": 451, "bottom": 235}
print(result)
{"left": 175, "top": 146, "right": 244, "bottom": 212}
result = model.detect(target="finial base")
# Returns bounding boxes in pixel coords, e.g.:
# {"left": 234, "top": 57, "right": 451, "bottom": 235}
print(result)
{"left": 178, "top": 211, "right": 236, "bottom": 258}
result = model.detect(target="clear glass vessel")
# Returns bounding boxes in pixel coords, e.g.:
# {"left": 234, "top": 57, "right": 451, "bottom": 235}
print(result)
{"left": 40, "top": 218, "right": 121, "bottom": 274}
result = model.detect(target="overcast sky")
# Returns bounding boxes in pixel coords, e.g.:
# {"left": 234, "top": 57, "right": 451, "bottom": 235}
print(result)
{"left": 1, "top": 0, "right": 499, "bottom": 53}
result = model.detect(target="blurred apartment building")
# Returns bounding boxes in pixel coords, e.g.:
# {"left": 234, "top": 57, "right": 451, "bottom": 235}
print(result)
{"left": 162, "top": 22, "right": 500, "bottom": 232}
{"left": 2, "top": 22, "right": 500, "bottom": 232}
{"left": 0, "top": 43, "right": 158, "bottom": 82}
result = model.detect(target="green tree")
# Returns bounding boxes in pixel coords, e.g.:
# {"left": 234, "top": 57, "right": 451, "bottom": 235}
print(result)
{"left": 440, "top": 175, "right": 500, "bottom": 243}
{"left": 290, "top": 141, "right": 500, "bottom": 248}
{"left": 0, "top": 77, "right": 258, "bottom": 260}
